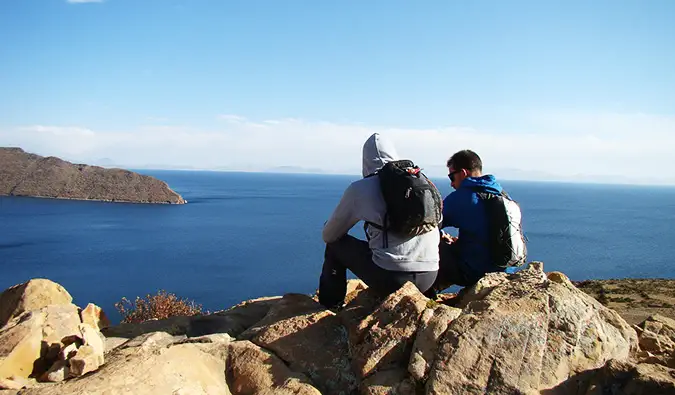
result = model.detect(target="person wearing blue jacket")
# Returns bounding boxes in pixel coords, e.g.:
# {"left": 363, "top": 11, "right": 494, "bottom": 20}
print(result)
{"left": 426, "top": 149, "right": 509, "bottom": 296}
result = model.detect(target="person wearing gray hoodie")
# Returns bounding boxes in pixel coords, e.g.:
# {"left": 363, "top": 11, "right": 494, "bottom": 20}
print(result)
{"left": 319, "top": 133, "right": 440, "bottom": 309}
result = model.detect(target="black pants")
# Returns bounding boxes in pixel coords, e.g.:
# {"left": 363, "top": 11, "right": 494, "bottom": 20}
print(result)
{"left": 319, "top": 235, "right": 438, "bottom": 309}
{"left": 424, "top": 241, "right": 471, "bottom": 298}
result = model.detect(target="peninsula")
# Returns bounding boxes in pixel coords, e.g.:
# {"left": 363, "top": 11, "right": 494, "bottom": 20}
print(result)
{"left": 0, "top": 148, "right": 186, "bottom": 204}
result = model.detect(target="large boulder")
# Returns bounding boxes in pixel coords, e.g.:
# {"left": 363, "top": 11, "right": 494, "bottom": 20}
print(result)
{"left": 20, "top": 331, "right": 232, "bottom": 395}
{"left": 582, "top": 359, "right": 675, "bottom": 395}
{"left": 189, "top": 296, "right": 282, "bottom": 338}
{"left": 351, "top": 282, "right": 429, "bottom": 380}
{"left": 79, "top": 304, "right": 110, "bottom": 332}
{"left": 0, "top": 304, "right": 82, "bottom": 381}
{"left": 238, "top": 294, "right": 324, "bottom": 340}
{"left": 408, "top": 303, "right": 462, "bottom": 381}
{"left": 0, "top": 279, "right": 72, "bottom": 328}
{"left": 0, "top": 312, "right": 45, "bottom": 380}
{"left": 248, "top": 296, "right": 358, "bottom": 394}
{"left": 426, "top": 263, "right": 638, "bottom": 394}
{"left": 226, "top": 340, "right": 320, "bottom": 395}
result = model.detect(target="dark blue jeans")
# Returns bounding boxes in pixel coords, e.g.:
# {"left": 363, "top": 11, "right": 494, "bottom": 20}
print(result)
{"left": 319, "top": 235, "right": 438, "bottom": 309}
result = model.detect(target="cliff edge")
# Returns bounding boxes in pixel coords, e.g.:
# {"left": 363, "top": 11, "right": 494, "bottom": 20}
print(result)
{"left": 2, "top": 263, "right": 674, "bottom": 394}
{"left": 0, "top": 148, "right": 185, "bottom": 204}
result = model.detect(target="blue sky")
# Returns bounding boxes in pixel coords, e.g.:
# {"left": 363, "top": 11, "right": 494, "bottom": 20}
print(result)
{"left": 1, "top": 0, "right": 674, "bottom": 184}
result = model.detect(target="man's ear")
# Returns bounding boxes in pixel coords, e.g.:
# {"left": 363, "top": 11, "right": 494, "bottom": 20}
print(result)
{"left": 461, "top": 168, "right": 469, "bottom": 178}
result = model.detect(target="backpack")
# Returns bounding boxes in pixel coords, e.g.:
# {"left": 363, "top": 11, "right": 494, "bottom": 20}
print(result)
{"left": 474, "top": 189, "right": 527, "bottom": 268}
{"left": 366, "top": 160, "right": 442, "bottom": 245}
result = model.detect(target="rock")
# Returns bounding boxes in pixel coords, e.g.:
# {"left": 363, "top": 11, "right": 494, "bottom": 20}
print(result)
{"left": 637, "top": 315, "right": 675, "bottom": 353}
{"left": 0, "top": 279, "right": 72, "bottom": 328}
{"left": 454, "top": 271, "right": 510, "bottom": 309}
{"left": 36, "top": 304, "right": 82, "bottom": 374}
{"left": 352, "top": 282, "right": 429, "bottom": 379}
{"left": 547, "top": 271, "right": 573, "bottom": 286}
{"left": 65, "top": 324, "right": 105, "bottom": 377}
{"left": 20, "top": 331, "right": 231, "bottom": 394}
{"left": 426, "top": 263, "right": 638, "bottom": 394}
{"left": 337, "top": 287, "right": 383, "bottom": 343}
{"left": 227, "top": 340, "right": 320, "bottom": 395}
{"left": 0, "top": 147, "right": 186, "bottom": 204}
{"left": 238, "top": 293, "right": 324, "bottom": 340}
{"left": 103, "top": 337, "right": 128, "bottom": 353}
{"left": 344, "top": 279, "right": 368, "bottom": 305}
{"left": 58, "top": 343, "right": 78, "bottom": 361}
{"left": 0, "top": 312, "right": 44, "bottom": 380}
{"left": 188, "top": 296, "right": 282, "bottom": 338}
{"left": 119, "top": 331, "right": 184, "bottom": 351}
{"left": 580, "top": 359, "right": 675, "bottom": 395}
{"left": 0, "top": 376, "right": 33, "bottom": 390}
{"left": 41, "top": 360, "right": 69, "bottom": 382}
{"left": 79, "top": 303, "right": 111, "bottom": 331}
{"left": 68, "top": 345, "right": 101, "bottom": 377}
{"left": 408, "top": 304, "right": 462, "bottom": 381}
{"left": 102, "top": 314, "right": 192, "bottom": 338}
{"left": 250, "top": 306, "right": 357, "bottom": 394}
{"left": 359, "top": 368, "right": 416, "bottom": 395}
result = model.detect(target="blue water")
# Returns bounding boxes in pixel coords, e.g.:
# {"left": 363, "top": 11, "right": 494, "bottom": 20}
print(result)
{"left": 1, "top": 171, "right": 674, "bottom": 322}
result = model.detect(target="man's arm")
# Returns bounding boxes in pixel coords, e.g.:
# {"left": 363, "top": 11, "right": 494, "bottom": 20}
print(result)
{"left": 322, "top": 185, "right": 360, "bottom": 243}
{"left": 441, "top": 193, "right": 457, "bottom": 229}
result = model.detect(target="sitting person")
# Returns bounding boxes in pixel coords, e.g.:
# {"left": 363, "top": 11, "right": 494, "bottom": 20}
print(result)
{"left": 319, "top": 133, "right": 441, "bottom": 309}
{"left": 426, "top": 149, "right": 526, "bottom": 297}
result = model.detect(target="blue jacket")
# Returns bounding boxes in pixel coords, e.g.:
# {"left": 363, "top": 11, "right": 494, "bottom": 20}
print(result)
{"left": 441, "top": 175, "right": 506, "bottom": 284}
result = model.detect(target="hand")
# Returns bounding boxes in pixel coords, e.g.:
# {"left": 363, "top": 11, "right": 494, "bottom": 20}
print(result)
{"left": 441, "top": 233, "right": 457, "bottom": 244}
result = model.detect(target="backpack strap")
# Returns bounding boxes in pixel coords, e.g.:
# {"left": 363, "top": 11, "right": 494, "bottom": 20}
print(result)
{"left": 364, "top": 216, "right": 389, "bottom": 248}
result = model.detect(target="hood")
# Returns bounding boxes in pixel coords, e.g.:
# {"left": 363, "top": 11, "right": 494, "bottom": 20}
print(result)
{"left": 362, "top": 133, "right": 399, "bottom": 177}
{"left": 460, "top": 174, "right": 503, "bottom": 194}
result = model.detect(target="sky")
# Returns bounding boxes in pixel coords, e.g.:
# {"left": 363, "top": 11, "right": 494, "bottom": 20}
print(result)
{"left": 1, "top": 0, "right": 674, "bottom": 184}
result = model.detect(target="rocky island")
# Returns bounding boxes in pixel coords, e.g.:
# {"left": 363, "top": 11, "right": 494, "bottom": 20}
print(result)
{"left": 1, "top": 263, "right": 675, "bottom": 394}
{"left": 0, "top": 148, "right": 186, "bottom": 204}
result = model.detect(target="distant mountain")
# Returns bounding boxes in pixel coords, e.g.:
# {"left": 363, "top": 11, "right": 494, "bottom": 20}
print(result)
{"left": 0, "top": 147, "right": 186, "bottom": 204}
{"left": 265, "top": 166, "right": 327, "bottom": 174}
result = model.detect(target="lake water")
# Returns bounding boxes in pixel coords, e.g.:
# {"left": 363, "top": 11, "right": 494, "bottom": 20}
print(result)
{"left": 1, "top": 170, "right": 674, "bottom": 322}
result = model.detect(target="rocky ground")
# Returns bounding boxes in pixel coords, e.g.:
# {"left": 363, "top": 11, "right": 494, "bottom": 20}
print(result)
{"left": 575, "top": 279, "right": 675, "bottom": 325}
{"left": 2, "top": 265, "right": 675, "bottom": 394}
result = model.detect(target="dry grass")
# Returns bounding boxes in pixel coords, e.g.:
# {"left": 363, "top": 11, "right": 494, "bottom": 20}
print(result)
{"left": 115, "top": 290, "right": 206, "bottom": 324}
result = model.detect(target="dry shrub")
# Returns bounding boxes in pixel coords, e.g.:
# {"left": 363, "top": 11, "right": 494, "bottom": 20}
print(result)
{"left": 115, "top": 290, "right": 206, "bottom": 324}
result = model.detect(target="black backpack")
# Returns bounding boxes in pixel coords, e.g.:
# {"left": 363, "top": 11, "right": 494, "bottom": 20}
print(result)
{"left": 474, "top": 189, "right": 527, "bottom": 268}
{"left": 366, "top": 160, "right": 442, "bottom": 245}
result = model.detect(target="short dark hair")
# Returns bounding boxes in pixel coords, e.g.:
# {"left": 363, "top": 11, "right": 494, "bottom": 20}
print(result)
{"left": 447, "top": 150, "right": 482, "bottom": 172}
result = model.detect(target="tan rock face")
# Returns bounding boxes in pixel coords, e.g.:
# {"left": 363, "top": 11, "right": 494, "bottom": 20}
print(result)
{"left": 0, "top": 312, "right": 45, "bottom": 380}
{"left": 227, "top": 340, "right": 320, "bottom": 395}
{"left": 408, "top": 304, "right": 462, "bottom": 381}
{"left": 0, "top": 303, "right": 82, "bottom": 381}
{"left": 351, "top": 282, "right": 429, "bottom": 379}
{"left": 20, "top": 331, "right": 232, "bottom": 395}
{"left": 189, "top": 296, "right": 282, "bottom": 338}
{"left": 0, "top": 279, "right": 72, "bottom": 328}
{"left": 359, "top": 368, "right": 416, "bottom": 395}
{"left": 426, "top": 264, "right": 639, "bottom": 394}
{"left": 79, "top": 304, "right": 111, "bottom": 331}
{"left": 238, "top": 294, "right": 324, "bottom": 341}
{"left": 250, "top": 308, "right": 357, "bottom": 394}
{"left": 581, "top": 359, "right": 675, "bottom": 395}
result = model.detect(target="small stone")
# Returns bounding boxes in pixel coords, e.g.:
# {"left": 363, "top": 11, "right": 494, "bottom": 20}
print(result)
{"left": 547, "top": 271, "right": 572, "bottom": 286}
{"left": 68, "top": 345, "right": 101, "bottom": 377}
{"left": 41, "top": 360, "right": 69, "bottom": 382}
{"left": 59, "top": 343, "right": 78, "bottom": 361}
{"left": 80, "top": 303, "right": 111, "bottom": 331}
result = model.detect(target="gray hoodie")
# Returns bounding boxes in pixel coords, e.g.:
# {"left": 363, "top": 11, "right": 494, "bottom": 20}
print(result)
{"left": 322, "top": 133, "right": 440, "bottom": 272}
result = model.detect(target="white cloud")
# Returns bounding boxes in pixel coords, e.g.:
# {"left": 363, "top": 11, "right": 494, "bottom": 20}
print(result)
{"left": 2, "top": 112, "right": 674, "bottom": 185}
